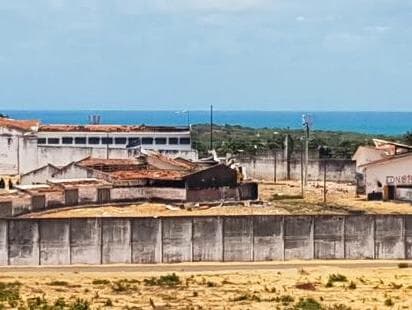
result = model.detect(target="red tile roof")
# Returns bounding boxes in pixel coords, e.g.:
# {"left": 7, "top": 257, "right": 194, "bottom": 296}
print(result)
{"left": 0, "top": 118, "right": 39, "bottom": 132}
{"left": 38, "top": 124, "right": 189, "bottom": 133}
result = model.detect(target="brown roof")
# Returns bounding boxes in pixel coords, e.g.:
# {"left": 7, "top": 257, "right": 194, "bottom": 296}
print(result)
{"left": 38, "top": 124, "right": 189, "bottom": 133}
{"left": 0, "top": 118, "right": 39, "bottom": 132}
{"left": 147, "top": 153, "right": 197, "bottom": 170}
{"left": 78, "top": 158, "right": 141, "bottom": 167}
{"left": 110, "top": 169, "right": 187, "bottom": 181}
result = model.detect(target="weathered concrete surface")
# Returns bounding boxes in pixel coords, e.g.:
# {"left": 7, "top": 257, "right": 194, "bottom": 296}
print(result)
{"left": 345, "top": 216, "right": 374, "bottom": 259}
{"left": 8, "top": 220, "right": 39, "bottom": 265}
{"left": 39, "top": 220, "right": 70, "bottom": 265}
{"left": 375, "top": 216, "right": 404, "bottom": 259}
{"left": 131, "top": 218, "right": 161, "bottom": 264}
{"left": 314, "top": 216, "right": 344, "bottom": 259}
{"left": 70, "top": 219, "right": 101, "bottom": 264}
{"left": 223, "top": 217, "right": 253, "bottom": 261}
{"left": 193, "top": 217, "right": 223, "bottom": 261}
{"left": 102, "top": 219, "right": 131, "bottom": 264}
{"left": 0, "top": 220, "right": 7, "bottom": 265}
{"left": 284, "top": 216, "right": 313, "bottom": 260}
{"left": 405, "top": 216, "right": 412, "bottom": 259}
{"left": 253, "top": 216, "right": 283, "bottom": 261}
{"left": 162, "top": 218, "right": 192, "bottom": 263}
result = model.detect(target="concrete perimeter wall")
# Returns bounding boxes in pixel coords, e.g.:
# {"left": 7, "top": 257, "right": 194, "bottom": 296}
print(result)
{"left": 238, "top": 156, "right": 355, "bottom": 182}
{"left": 0, "top": 215, "right": 411, "bottom": 265}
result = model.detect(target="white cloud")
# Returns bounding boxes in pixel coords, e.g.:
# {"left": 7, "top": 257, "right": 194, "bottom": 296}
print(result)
{"left": 296, "top": 16, "right": 305, "bottom": 22}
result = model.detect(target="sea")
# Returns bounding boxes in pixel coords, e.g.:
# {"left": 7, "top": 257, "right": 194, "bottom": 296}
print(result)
{"left": 3, "top": 110, "right": 412, "bottom": 136}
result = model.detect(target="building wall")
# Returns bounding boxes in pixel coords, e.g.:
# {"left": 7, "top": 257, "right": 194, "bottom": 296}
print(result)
{"left": 111, "top": 187, "right": 186, "bottom": 201}
{"left": 20, "top": 165, "right": 60, "bottom": 185}
{"left": 0, "top": 214, "right": 411, "bottom": 265}
{"left": 352, "top": 146, "right": 386, "bottom": 172}
{"left": 238, "top": 155, "right": 355, "bottom": 182}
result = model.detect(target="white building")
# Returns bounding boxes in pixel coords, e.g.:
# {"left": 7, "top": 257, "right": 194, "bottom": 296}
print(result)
{"left": 0, "top": 117, "right": 196, "bottom": 179}
{"left": 355, "top": 139, "right": 412, "bottom": 201}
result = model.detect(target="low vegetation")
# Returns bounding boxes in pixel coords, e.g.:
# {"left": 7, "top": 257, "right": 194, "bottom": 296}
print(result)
{"left": 1, "top": 267, "right": 412, "bottom": 309}
{"left": 192, "top": 124, "right": 402, "bottom": 158}
{"left": 143, "top": 273, "right": 181, "bottom": 287}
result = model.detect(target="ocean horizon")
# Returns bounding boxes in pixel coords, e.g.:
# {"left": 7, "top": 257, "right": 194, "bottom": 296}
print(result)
{"left": 3, "top": 110, "right": 411, "bottom": 136}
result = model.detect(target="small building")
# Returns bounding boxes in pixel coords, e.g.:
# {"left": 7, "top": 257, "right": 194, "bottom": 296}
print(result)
{"left": 360, "top": 153, "right": 412, "bottom": 201}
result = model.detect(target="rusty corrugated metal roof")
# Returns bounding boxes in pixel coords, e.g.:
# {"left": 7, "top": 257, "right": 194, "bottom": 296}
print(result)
{"left": 110, "top": 169, "right": 187, "bottom": 181}
{"left": 0, "top": 118, "right": 39, "bottom": 132}
{"left": 38, "top": 124, "right": 189, "bottom": 133}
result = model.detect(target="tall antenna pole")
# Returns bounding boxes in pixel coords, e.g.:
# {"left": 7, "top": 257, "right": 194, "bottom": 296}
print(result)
{"left": 210, "top": 104, "right": 213, "bottom": 150}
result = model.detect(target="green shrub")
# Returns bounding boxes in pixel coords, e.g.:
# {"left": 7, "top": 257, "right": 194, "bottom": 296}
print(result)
{"left": 27, "top": 296, "right": 49, "bottom": 309}
{"left": 398, "top": 263, "right": 409, "bottom": 268}
{"left": 69, "top": 298, "right": 90, "bottom": 310}
{"left": 0, "top": 282, "right": 21, "bottom": 303}
{"left": 54, "top": 297, "right": 66, "bottom": 309}
{"left": 348, "top": 281, "right": 356, "bottom": 290}
{"left": 144, "top": 273, "right": 181, "bottom": 287}
{"left": 294, "top": 297, "right": 322, "bottom": 310}
{"left": 328, "top": 274, "right": 347, "bottom": 283}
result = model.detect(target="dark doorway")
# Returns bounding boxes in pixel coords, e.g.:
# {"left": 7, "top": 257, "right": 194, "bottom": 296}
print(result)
{"left": 97, "top": 188, "right": 110, "bottom": 204}
{"left": 0, "top": 179, "right": 4, "bottom": 189}
{"left": 65, "top": 189, "right": 79, "bottom": 206}
{"left": 32, "top": 195, "right": 46, "bottom": 211}
{"left": 388, "top": 186, "right": 395, "bottom": 200}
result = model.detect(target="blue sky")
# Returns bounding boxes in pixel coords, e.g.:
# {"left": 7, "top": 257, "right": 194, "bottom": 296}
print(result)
{"left": 1, "top": 0, "right": 412, "bottom": 111}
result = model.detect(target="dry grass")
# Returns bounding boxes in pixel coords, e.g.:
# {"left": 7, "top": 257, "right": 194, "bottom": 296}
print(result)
{"left": 1, "top": 265, "right": 412, "bottom": 309}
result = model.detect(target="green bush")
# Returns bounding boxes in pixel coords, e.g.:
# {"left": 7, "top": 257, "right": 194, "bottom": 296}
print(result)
{"left": 0, "top": 282, "right": 21, "bottom": 303}
{"left": 69, "top": 298, "right": 90, "bottom": 310}
{"left": 294, "top": 297, "right": 322, "bottom": 310}
{"left": 144, "top": 273, "right": 181, "bottom": 287}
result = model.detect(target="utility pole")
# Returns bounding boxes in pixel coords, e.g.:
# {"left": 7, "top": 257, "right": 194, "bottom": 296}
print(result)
{"left": 302, "top": 114, "right": 312, "bottom": 186}
{"left": 300, "top": 145, "right": 304, "bottom": 198}
{"left": 273, "top": 149, "right": 277, "bottom": 184}
{"left": 210, "top": 104, "right": 213, "bottom": 150}
{"left": 323, "top": 160, "right": 327, "bottom": 204}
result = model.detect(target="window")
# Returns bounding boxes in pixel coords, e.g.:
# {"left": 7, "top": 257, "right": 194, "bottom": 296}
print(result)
{"left": 101, "top": 137, "right": 113, "bottom": 144}
{"left": 155, "top": 137, "right": 167, "bottom": 145}
{"left": 62, "top": 137, "right": 73, "bottom": 144}
{"left": 88, "top": 137, "right": 100, "bottom": 145}
{"left": 37, "top": 138, "right": 46, "bottom": 144}
{"left": 168, "top": 137, "right": 178, "bottom": 145}
{"left": 142, "top": 137, "right": 154, "bottom": 145}
{"left": 115, "top": 137, "right": 127, "bottom": 145}
{"left": 179, "top": 137, "right": 191, "bottom": 145}
{"left": 47, "top": 138, "right": 60, "bottom": 144}
{"left": 128, "top": 137, "right": 140, "bottom": 147}
{"left": 75, "top": 137, "right": 86, "bottom": 144}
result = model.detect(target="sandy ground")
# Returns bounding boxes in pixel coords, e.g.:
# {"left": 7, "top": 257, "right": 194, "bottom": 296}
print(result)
{"left": 20, "top": 181, "right": 412, "bottom": 218}
{"left": 1, "top": 262, "right": 412, "bottom": 309}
